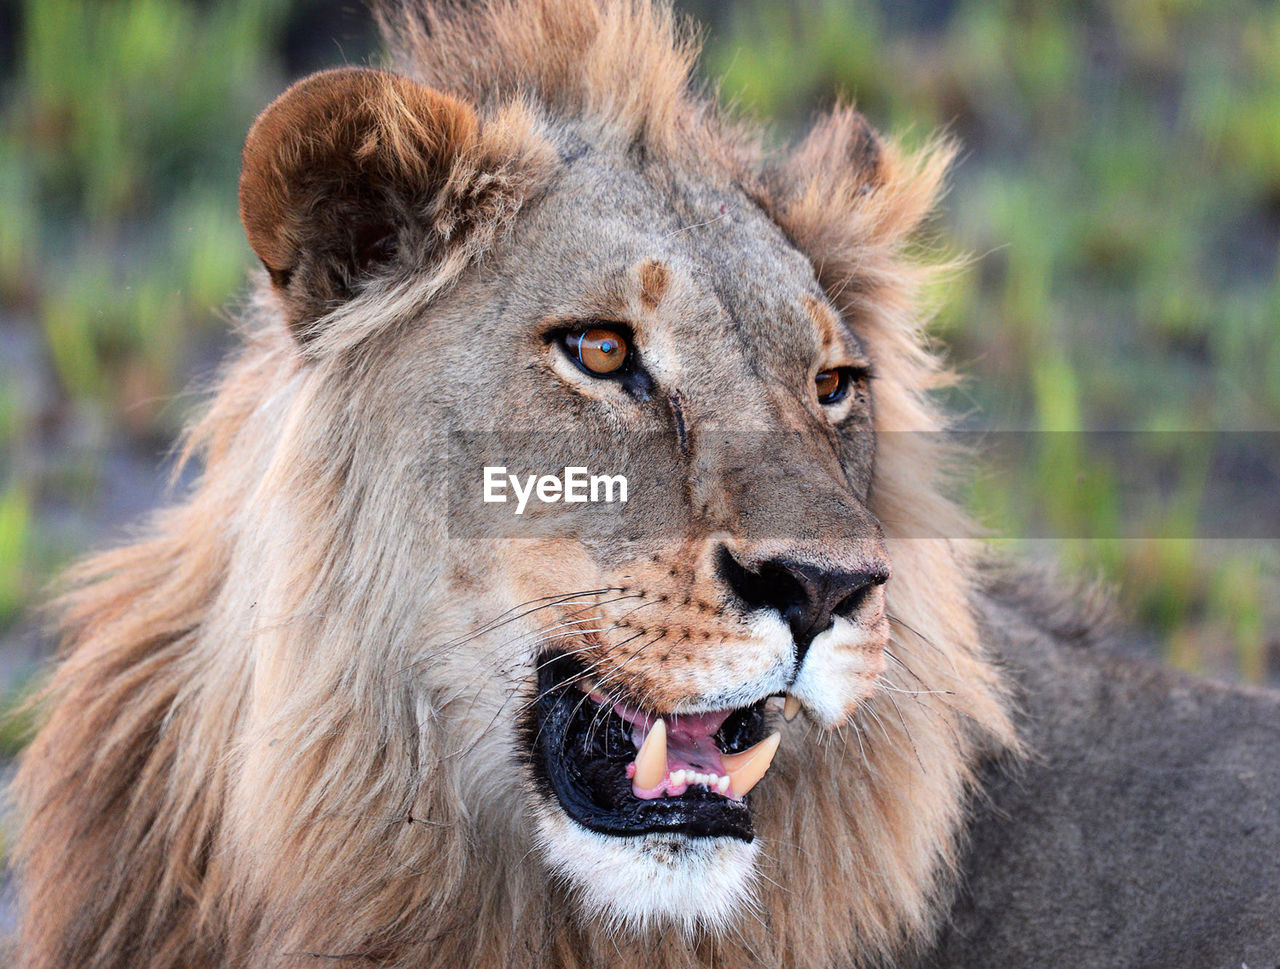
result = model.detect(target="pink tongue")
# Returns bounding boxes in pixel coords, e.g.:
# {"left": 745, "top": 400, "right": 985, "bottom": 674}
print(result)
{"left": 613, "top": 700, "right": 730, "bottom": 775}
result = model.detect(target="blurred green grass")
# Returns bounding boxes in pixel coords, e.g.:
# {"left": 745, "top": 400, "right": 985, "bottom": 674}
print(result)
{"left": 4, "top": 0, "right": 289, "bottom": 414}
{"left": 0, "top": 0, "right": 1276, "bottom": 688}
{"left": 0, "top": 0, "right": 294, "bottom": 635}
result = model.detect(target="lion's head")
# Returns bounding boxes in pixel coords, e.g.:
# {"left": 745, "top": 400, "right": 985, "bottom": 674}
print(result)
{"left": 15, "top": 3, "right": 1017, "bottom": 968}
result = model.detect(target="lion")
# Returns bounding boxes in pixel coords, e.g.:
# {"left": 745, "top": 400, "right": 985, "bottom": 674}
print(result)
{"left": 11, "top": 1, "right": 1280, "bottom": 967}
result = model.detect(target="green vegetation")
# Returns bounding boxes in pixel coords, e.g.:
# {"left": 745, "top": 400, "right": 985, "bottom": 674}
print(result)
{"left": 0, "top": 0, "right": 1276, "bottom": 691}
{"left": 0, "top": 0, "right": 303, "bottom": 632}
{"left": 4, "top": 0, "right": 290, "bottom": 422}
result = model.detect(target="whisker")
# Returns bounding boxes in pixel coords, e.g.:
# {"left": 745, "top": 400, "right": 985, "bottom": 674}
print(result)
{"left": 428, "top": 586, "right": 622, "bottom": 655}
{"left": 878, "top": 683, "right": 954, "bottom": 696}
{"left": 882, "top": 690, "right": 928, "bottom": 774}
{"left": 886, "top": 613, "right": 958, "bottom": 669}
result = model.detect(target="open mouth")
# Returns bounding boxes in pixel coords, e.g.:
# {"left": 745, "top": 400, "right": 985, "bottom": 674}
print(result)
{"left": 527, "top": 653, "right": 783, "bottom": 841}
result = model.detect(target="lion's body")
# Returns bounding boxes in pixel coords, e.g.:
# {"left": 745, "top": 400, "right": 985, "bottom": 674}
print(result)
{"left": 10, "top": 2, "right": 1280, "bottom": 968}
{"left": 923, "top": 577, "right": 1280, "bottom": 967}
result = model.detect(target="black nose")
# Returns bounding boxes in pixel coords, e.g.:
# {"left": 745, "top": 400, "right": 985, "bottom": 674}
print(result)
{"left": 717, "top": 546, "right": 889, "bottom": 659}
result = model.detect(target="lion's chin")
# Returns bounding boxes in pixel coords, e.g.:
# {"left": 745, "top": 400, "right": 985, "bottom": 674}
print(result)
{"left": 535, "top": 804, "right": 762, "bottom": 937}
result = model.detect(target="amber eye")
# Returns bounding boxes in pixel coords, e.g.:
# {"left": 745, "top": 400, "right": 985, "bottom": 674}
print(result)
{"left": 568, "top": 327, "right": 630, "bottom": 376}
{"left": 815, "top": 368, "right": 848, "bottom": 405}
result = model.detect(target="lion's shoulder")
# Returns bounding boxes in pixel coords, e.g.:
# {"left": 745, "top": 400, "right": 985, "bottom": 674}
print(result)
{"left": 932, "top": 567, "right": 1280, "bottom": 967}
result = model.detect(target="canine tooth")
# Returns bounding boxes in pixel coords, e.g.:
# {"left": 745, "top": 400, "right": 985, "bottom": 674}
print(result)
{"left": 783, "top": 695, "right": 802, "bottom": 721}
{"left": 633, "top": 719, "right": 667, "bottom": 790}
{"left": 720, "top": 739, "right": 766, "bottom": 773}
{"left": 725, "top": 732, "right": 782, "bottom": 798}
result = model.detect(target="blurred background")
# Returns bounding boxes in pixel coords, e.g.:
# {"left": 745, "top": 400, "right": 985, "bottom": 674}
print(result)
{"left": 1, "top": 0, "right": 1278, "bottom": 749}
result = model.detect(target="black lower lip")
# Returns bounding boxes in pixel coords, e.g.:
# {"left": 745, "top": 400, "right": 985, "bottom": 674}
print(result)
{"left": 525, "top": 654, "right": 765, "bottom": 840}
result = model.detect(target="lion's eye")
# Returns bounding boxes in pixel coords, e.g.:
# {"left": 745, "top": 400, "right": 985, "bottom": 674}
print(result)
{"left": 563, "top": 327, "right": 630, "bottom": 376}
{"left": 815, "top": 368, "right": 848, "bottom": 405}
{"left": 815, "top": 366, "right": 871, "bottom": 408}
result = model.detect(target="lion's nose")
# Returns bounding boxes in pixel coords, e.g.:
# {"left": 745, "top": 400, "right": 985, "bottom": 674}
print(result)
{"left": 716, "top": 546, "right": 889, "bottom": 660}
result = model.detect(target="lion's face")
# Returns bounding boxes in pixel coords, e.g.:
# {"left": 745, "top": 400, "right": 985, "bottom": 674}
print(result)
{"left": 369, "top": 148, "right": 892, "bottom": 932}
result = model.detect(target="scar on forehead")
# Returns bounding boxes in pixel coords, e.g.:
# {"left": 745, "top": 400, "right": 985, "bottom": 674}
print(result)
{"left": 802, "top": 294, "right": 840, "bottom": 349}
{"left": 637, "top": 259, "right": 670, "bottom": 310}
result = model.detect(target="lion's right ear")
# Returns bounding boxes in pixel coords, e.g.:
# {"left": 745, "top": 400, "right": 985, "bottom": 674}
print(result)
{"left": 239, "top": 67, "right": 481, "bottom": 340}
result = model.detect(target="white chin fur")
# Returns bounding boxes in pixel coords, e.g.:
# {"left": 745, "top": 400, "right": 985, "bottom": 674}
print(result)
{"left": 536, "top": 807, "right": 761, "bottom": 938}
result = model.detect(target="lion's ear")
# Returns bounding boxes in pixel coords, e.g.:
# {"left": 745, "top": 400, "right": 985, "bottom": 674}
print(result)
{"left": 238, "top": 67, "right": 480, "bottom": 339}
{"left": 765, "top": 106, "right": 952, "bottom": 297}
{"left": 776, "top": 107, "right": 883, "bottom": 193}
{"left": 765, "top": 106, "right": 885, "bottom": 232}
